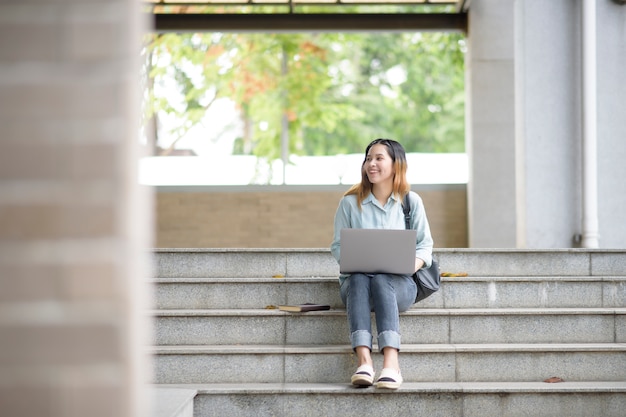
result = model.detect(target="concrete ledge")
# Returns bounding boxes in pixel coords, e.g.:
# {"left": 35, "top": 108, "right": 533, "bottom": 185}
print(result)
{"left": 151, "top": 343, "right": 626, "bottom": 355}
{"left": 158, "top": 381, "right": 626, "bottom": 394}
{"left": 156, "top": 382, "right": 626, "bottom": 417}
{"left": 151, "top": 275, "right": 626, "bottom": 309}
{"left": 151, "top": 343, "right": 626, "bottom": 384}
{"left": 153, "top": 249, "right": 626, "bottom": 277}
{"left": 151, "top": 307, "right": 626, "bottom": 345}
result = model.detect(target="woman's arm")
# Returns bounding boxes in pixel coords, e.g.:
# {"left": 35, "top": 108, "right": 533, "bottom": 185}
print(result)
{"left": 410, "top": 192, "right": 434, "bottom": 269}
{"left": 330, "top": 196, "right": 352, "bottom": 263}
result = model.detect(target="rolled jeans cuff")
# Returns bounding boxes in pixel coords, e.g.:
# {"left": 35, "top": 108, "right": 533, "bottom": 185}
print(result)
{"left": 350, "top": 330, "right": 372, "bottom": 351}
{"left": 377, "top": 330, "right": 401, "bottom": 352}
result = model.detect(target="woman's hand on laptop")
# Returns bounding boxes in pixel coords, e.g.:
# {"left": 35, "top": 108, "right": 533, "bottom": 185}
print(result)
{"left": 414, "top": 258, "right": 425, "bottom": 273}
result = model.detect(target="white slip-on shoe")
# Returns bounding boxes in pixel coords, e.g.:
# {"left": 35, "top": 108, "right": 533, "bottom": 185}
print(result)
{"left": 351, "top": 364, "right": 375, "bottom": 387}
{"left": 375, "top": 368, "right": 403, "bottom": 390}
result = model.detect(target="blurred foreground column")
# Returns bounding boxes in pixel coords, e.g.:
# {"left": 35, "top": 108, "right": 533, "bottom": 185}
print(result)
{"left": 0, "top": 1, "right": 152, "bottom": 417}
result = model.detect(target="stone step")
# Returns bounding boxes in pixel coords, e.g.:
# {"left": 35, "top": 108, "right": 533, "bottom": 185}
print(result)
{"left": 154, "top": 248, "right": 626, "bottom": 278}
{"left": 150, "top": 249, "right": 626, "bottom": 416}
{"left": 152, "top": 308, "right": 626, "bottom": 346}
{"left": 151, "top": 388, "right": 196, "bottom": 417}
{"left": 153, "top": 381, "right": 626, "bottom": 417}
{"left": 151, "top": 276, "right": 626, "bottom": 310}
{"left": 150, "top": 343, "right": 626, "bottom": 385}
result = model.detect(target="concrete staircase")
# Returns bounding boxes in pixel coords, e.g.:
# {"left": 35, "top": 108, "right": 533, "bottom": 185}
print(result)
{"left": 149, "top": 249, "right": 626, "bottom": 417}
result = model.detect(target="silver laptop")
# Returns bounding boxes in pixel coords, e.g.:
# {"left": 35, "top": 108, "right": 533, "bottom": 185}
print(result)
{"left": 339, "top": 228, "right": 417, "bottom": 275}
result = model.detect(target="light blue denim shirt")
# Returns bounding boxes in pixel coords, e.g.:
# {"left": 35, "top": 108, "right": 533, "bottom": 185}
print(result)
{"left": 330, "top": 191, "right": 434, "bottom": 284}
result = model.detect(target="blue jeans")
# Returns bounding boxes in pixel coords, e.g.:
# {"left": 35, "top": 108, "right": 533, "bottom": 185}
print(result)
{"left": 340, "top": 273, "right": 417, "bottom": 353}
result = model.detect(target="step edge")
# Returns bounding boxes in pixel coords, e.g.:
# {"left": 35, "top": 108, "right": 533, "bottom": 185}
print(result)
{"left": 148, "top": 342, "right": 626, "bottom": 354}
{"left": 153, "top": 248, "right": 626, "bottom": 254}
{"left": 149, "top": 307, "right": 626, "bottom": 316}
{"left": 150, "top": 276, "right": 626, "bottom": 283}
{"left": 152, "top": 381, "right": 626, "bottom": 395}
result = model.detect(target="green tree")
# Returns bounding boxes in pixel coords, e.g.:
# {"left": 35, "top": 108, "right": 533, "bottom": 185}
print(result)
{"left": 146, "top": 32, "right": 363, "bottom": 158}
{"left": 228, "top": 33, "right": 364, "bottom": 160}
{"left": 145, "top": 33, "right": 240, "bottom": 155}
{"left": 301, "top": 32, "right": 465, "bottom": 154}
{"left": 144, "top": 31, "right": 465, "bottom": 158}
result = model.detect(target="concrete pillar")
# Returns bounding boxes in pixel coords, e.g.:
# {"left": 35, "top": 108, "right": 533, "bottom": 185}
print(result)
{"left": 467, "top": 0, "right": 626, "bottom": 248}
{"left": 514, "top": 0, "right": 582, "bottom": 248}
{"left": 466, "top": 0, "right": 517, "bottom": 247}
{"left": 596, "top": 0, "right": 626, "bottom": 248}
{"left": 0, "top": 2, "right": 152, "bottom": 417}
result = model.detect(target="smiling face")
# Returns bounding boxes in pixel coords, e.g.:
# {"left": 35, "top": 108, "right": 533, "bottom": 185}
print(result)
{"left": 364, "top": 143, "right": 395, "bottom": 187}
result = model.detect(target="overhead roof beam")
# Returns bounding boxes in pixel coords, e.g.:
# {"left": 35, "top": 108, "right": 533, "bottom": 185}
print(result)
{"left": 152, "top": 13, "right": 467, "bottom": 33}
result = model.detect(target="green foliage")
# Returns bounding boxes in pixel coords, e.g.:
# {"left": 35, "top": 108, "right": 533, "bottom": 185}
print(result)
{"left": 144, "top": 30, "right": 465, "bottom": 158}
{"left": 145, "top": 33, "right": 239, "bottom": 153}
{"left": 315, "top": 32, "right": 466, "bottom": 154}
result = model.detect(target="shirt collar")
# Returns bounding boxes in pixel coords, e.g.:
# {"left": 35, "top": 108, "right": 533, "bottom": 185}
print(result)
{"left": 363, "top": 192, "right": 400, "bottom": 206}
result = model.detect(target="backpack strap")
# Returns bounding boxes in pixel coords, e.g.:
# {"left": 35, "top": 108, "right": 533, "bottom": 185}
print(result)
{"left": 402, "top": 193, "right": 411, "bottom": 230}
